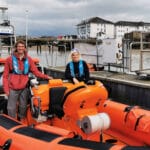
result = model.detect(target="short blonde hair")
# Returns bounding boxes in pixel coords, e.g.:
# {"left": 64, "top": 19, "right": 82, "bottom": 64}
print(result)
{"left": 71, "top": 48, "right": 80, "bottom": 55}
{"left": 68, "top": 48, "right": 82, "bottom": 62}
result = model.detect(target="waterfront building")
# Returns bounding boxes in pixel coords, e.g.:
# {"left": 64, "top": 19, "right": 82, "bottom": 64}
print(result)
{"left": 77, "top": 17, "right": 150, "bottom": 41}
{"left": 115, "top": 21, "right": 150, "bottom": 41}
{"left": 76, "top": 17, "right": 114, "bottom": 39}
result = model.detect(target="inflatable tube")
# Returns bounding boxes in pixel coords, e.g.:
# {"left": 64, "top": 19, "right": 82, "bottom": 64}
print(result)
{"left": 0, "top": 114, "right": 127, "bottom": 150}
{"left": 0, "top": 114, "right": 149, "bottom": 150}
{"left": 99, "top": 100, "right": 150, "bottom": 146}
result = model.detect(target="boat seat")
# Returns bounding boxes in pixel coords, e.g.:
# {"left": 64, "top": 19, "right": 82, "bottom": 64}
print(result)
{"left": 48, "top": 85, "right": 86, "bottom": 118}
{"left": 59, "top": 138, "right": 150, "bottom": 150}
{"left": 122, "top": 146, "right": 150, "bottom": 150}
{"left": 14, "top": 127, "right": 60, "bottom": 142}
{"left": 0, "top": 115, "right": 21, "bottom": 129}
{"left": 59, "top": 138, "right": 114, "bottom": 150}
{"left": 48, "top": 86, "right": 67, "bottom": 118}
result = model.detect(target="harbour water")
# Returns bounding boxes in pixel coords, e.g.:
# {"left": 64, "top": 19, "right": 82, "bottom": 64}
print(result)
{"left": 0, "top": 45, "right": 70, "bottom": 68}
{"left": 28, "top": 48, "right": 70, "bottom": 67}
{"left": 1, "top": 44, "right": 150, "bottom": 109}
{"left": 1, "top": 45, "right": 150, "bottom": 75}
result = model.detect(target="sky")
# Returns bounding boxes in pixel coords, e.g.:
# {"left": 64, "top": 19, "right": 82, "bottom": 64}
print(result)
{"left": 0, "top": 0, "right": 150, "bottom": 37}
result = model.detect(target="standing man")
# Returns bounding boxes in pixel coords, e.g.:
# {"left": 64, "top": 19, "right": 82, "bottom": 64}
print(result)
{"left": 3, "top": 40, "right": 52, "bottom": 120}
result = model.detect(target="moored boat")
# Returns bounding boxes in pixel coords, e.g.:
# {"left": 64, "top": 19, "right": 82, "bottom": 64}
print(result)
{"left": 21, "top": 78, "right": 150, "bottom": 148}
{"left": 0, "top": 57, "right": 149, "bottom": 149}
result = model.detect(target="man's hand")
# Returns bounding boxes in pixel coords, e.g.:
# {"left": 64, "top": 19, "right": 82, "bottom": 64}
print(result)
{"left": 48, "top": 76, "right": 53, "bottom": 80}
{"left": 5, "top": 91, "right": 9, "bottom": 97}
{"left": 73, "top": 78, "right": 79, "bottom": 84}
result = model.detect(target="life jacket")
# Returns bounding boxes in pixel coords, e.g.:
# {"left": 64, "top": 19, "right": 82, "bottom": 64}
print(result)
{"left": 69, "top": 60, "right": 84, "bottom": 77}
{"left": 12, "top": 55, "right": 29, "bottom": 75}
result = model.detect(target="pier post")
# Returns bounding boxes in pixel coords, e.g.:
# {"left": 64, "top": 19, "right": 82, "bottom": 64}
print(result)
{"left": 36, "top": 44, "right": 39, "bottom": 54}
{"left": 51, "top": 45, "right": 53, "bottom": 67}
{"left": 140, "top": 32, "right": 143, "bottom": 71}
{"left": 39, "top": 44, "right": 41, "bottom": 54}
{"left": 36, "top": 43, "right": 42, "bottom": 54}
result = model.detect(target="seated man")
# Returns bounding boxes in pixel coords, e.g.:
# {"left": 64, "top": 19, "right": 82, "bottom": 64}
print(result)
{"left": 65, "top": 48, "right": 89, "bottom": 84}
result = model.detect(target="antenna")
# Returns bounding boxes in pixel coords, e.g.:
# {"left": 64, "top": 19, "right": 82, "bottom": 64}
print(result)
{"left": 25, "top": 10, "right": 28, "bottom": 50}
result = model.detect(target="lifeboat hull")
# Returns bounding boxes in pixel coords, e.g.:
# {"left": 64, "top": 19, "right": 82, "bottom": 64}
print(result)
{"left": 11, "top": 79, "right": 150, "bottom": 149}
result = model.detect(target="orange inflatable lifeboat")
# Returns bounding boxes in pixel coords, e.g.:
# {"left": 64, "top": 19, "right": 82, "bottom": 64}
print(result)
{"left": 17, "top": 79, "right": 150, "bottom": 149}
{"left": 0, "top": 114, "right": 133, "bottom": 150}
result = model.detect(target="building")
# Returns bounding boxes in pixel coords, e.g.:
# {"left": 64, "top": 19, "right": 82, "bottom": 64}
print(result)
{"left": 76, "top": 17, "right": 114, "bottom": 39}
{"left": 77, "top": 17, "right": 150, "bottom": 41}
{"left": 115, "top": 21, "right": 150, "bottom": 40}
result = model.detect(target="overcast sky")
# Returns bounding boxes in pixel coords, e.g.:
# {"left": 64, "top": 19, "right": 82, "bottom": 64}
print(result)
{"left": 0, "top": 0, "right": 150, "bottom": 36}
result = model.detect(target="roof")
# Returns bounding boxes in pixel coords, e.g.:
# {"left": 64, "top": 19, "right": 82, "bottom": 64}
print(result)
{"left": 77, "top": 17, "right": 150, "bottom": 27}
{"left": 0, "top": 7, "right": 8, "bottom": 10}
{"left": 115, "top": 21, "right": 150, "bottom": 26}
{"left": 77, "top": 17, "right": 114, "bottom": 26}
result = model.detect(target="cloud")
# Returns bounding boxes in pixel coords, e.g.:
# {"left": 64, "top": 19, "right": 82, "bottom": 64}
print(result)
{"left": 1, "top": 0, "right": 150, "bottom": 36}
